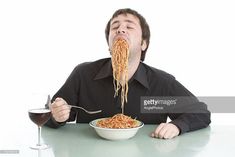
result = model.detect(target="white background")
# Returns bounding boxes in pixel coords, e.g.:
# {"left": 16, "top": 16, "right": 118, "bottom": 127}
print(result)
{"left": 0, "top": 0, "right": 235, "bottom": 127}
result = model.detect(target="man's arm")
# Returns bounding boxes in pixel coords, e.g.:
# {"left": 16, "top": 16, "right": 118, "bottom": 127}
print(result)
{"left": 167, "top": 79, "right": 211, "bottom": 134}
{"left": 45, "top": 66, "right": 80, "bottom": 128}
{"left": 152, "top": 79, "right": 211, "bottom": 139}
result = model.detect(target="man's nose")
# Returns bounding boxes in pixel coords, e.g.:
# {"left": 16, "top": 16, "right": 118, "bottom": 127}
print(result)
{"left": 117, "top": 28, "right": 126, "bottom": 34}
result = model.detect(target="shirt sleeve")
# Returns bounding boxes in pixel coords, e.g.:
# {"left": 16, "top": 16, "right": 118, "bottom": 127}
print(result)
{"left": 45, "top": 66, "right": 80, "bottom": 128}
{"left": 45, "top": 116, "right": 66, "bottom": 128}
{"left": 167, "top": 79, "right": 211, "bottom": 134}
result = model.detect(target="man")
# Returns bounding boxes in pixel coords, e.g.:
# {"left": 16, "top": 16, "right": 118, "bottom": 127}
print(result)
{"left": 46, "top": 8, "right": 211, "bottom": 139}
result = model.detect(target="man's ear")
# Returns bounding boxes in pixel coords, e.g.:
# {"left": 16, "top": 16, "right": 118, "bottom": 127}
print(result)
{"left": 141, "top": 40, "right": 147, "bottom": 51}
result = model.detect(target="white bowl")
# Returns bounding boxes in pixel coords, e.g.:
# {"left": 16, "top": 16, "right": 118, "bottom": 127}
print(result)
{"left": 89, "top": 118, "right": 144, "bottom": 140}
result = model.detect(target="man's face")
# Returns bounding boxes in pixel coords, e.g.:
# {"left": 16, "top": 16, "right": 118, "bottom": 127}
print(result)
{"left": 108, "top": 14, "right": 146, "bottom": 62}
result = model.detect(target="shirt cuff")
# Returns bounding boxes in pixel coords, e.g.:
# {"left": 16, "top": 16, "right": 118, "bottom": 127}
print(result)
{"left": 45, "top": 117, "right": 66, "bottom": 128}
{"left": 170, "top": 119, "right": 190, "bottom": 134}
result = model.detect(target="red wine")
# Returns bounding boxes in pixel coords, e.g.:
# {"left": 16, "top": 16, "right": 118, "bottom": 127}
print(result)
{"left": 28, "top": 108, "right": 51, "bottom": 126}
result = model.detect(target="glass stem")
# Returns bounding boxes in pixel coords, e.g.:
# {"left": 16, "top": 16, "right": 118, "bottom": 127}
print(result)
{"left": 37, "top": 126, "right": 41, "bottom": 146}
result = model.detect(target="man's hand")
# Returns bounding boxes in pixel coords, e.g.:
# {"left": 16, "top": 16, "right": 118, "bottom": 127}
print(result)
{"left": 49, "top": 97, "right": 71, "bottom": 123}
{"left": 151, "top": 123, "right": 180, "bottom": 139}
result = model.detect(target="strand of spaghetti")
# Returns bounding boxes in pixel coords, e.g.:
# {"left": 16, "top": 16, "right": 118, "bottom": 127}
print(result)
{"left": 97, "top": 114, "right": 138, "bottom": 129}
{"left": 111, "top": 38, "right": 129, "bottom": 114}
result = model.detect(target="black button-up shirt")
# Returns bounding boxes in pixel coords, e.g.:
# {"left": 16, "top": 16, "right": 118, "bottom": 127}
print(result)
{"left": 46, "top": 58, "right": 211, "bottom": 134}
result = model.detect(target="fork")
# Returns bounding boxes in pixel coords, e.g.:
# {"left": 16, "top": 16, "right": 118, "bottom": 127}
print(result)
{"left": 68, "top": 105, "right": 102, "bottom": 114}
{"left": 47, "top": 95, "right": 102, "bottom": 114}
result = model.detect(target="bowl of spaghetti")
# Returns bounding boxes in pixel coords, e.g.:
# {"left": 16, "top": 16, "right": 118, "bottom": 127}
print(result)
{"left": 89, "top": 114, "right": 144, "bottom": 140}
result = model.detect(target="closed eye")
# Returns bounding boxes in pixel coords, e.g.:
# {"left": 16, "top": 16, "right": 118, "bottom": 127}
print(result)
{"left": 127, "top": 26, "right": 134, "bottom": 29}
{"left": 111, "top": 26, "right": 119, "bottom": 30}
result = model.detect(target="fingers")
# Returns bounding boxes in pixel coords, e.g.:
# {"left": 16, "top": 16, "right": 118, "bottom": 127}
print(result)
{"left": 49, "top": 97, "right": 71, "bottom": 122}
{"left": 152, "top": 123, "right": 166, "bottom": 138}
{"left": 151, "top": 123, "right": 180, "bottom": 139}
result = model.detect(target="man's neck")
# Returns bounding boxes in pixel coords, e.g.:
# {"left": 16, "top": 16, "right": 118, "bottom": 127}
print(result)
{"left": 117, "top": 57, "right": 141, "bottom": 84}
{"left": 118, "top": 61, "right": 139, "bottom": 85}
{"left": 127, "top": 59, "right": 140, "bottom": 81}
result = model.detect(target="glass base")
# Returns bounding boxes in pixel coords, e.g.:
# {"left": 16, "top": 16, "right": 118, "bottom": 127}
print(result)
{"left": 30, "top": 144, "right": 50, "bottom": 150}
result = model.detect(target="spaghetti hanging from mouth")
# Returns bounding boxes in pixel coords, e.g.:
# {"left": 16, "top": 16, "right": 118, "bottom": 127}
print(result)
{"left": 111, "top": 38, "right": 129, "bottom": 114}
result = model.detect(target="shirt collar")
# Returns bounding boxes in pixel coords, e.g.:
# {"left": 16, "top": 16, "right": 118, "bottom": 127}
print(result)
{"left": 132, "top": 62, "right": 150, "bottom": 89}
{"left": 94, "top": 59, "right": 149, "bottom": 89}
{"left": 93, "top": 59, "right": 113, "bottom": 80}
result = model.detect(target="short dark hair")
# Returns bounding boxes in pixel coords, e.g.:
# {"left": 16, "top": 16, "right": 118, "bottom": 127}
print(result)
{"left": 105, "top": 8, "right": 150, "bottom": 61}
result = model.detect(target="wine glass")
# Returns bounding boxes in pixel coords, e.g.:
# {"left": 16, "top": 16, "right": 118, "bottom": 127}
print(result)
{"left": 28, "top": 93, "right": 51, "bottom": 150}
